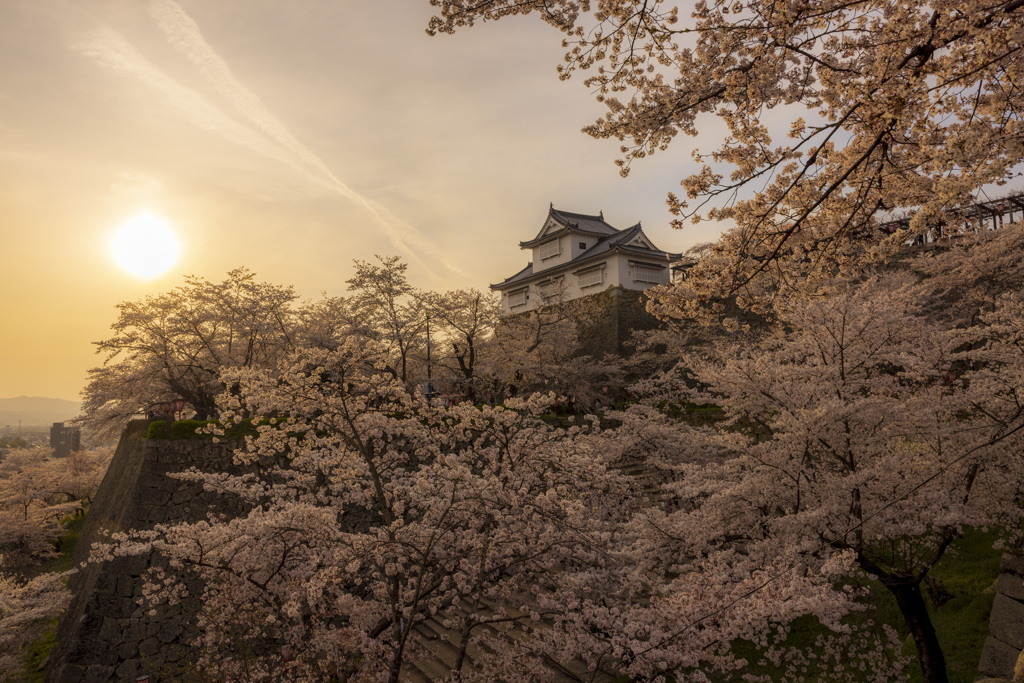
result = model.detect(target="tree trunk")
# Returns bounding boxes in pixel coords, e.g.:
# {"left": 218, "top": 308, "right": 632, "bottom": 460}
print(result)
{"left": 884, "top": 578, "right": 948, "bottom": 683}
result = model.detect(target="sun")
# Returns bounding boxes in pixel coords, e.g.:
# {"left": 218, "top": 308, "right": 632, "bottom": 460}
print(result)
{"left": 110, "top": 212, "right": 181, "bottom": 279}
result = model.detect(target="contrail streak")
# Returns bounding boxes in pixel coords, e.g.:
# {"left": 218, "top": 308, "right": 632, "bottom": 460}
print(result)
{"left": 74, "top": 27, "right": 305, "bottom": 173}
{"left": 147, "top": 0, "right": 460, "bottom": 278}
{"left": 74, "top": 5, "right": 460, "bottom": 280}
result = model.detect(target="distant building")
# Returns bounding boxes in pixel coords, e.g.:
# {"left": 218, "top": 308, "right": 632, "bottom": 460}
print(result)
{"left": 50, "top": 422, "right": 81, "bottom": 458}
{"left": 490, "top": 206, "right": 681, "bottom": 315}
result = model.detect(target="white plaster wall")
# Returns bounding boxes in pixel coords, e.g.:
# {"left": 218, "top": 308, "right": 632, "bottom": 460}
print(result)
{"left": 499, "top": 255, "right": 675, "bottom": 316}
{"left": 616, "top": 257, "right": 633, "bottom": 289}
{"left": 570, "top": 236, "right": 597, "bottom": 260}
{"left": 597, "top": 257, "right": 620, "bottom": 289}
{"left": 499, "top": 258, "right": 608, "bottom": 315}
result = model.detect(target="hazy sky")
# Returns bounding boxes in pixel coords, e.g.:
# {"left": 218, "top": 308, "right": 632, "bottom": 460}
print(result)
{"left": 0, "top": 0, "right": 726, "bottom": 402}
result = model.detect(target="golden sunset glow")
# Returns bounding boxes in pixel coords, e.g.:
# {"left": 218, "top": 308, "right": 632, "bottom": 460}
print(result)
{"left": 4, "top": 4, "right": 1024, "bottom": 683}
{"left": 109, "top": 213, "right": 181, "bottom": 279}
{"left": 0, "top": 2, "right": 704, "bottom": 403}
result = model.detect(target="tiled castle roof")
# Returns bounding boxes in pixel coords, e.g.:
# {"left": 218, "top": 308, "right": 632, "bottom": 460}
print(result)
{"left": 492, "top": 206, "right": 681, "bottom": 290}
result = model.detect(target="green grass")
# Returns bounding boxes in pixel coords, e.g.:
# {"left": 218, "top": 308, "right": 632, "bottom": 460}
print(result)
{"left": 147, "top": 418, "right": 261, "bottom": 440}
{"left": 885, "top": 528, "right": 1002, "bottom": 683}
{"left": 11, "top": 510, "right": 89, "bottom": 682}
{"left": 52, "top": 512, "right": 86, "bottom": 573}
{"left": 702, "top": 528, "right": 1003, "bottom": 682}
{"left": 19, "top": 620, "right": 57, "bottom": 683}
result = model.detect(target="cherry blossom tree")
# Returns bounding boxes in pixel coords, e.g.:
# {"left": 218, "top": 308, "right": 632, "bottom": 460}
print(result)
{"left": 0, "top": 445, "right": 113, "bottom": 678}
{"left": 0, "top": 445, "right": 114, "bottom": 573}
{"left": 0, "top": 571, "right": 70, "bottom": 680}
{"left": 81, "top": 268, "right": 298, "bottom": 431}
{"left": 99, "top": 339, "right": 649, "bottom": 682}
{"left": 96, "top": 337, "right": 874, "bottom": 682}
{"left": 0, "top": 448, "right": 77, "bottom": 571}
{"left": 628, "top": 241, "right": 768, "bottom": 395}
{"left": 82, "top": 313, "right": 967, "bottom": 680}
{"left": 477, "top": 292, "right": 624, "bottom": 408}
{"left": 914, "top": 220, "right": 1024, "bottom": 325}
{"left": 56, "top": 446, "right": 115, "bottom": 506}
{"left": 419, "top": 288, "right": 501, "bottom": 402}
{"left": 294, "top": 294, "right": 357, "bottom": 352}
{"left": 624, "top": 271, "right": 1024, "bottom": 683}
{"left": 428, "top": 0, "right": 1024, "bottom": 297}
{"left": 346, "top": 256, "right": 426, "bottom": 385}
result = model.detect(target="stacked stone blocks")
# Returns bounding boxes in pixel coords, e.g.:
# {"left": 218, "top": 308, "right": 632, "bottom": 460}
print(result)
{"left": 979, "top": 553, "right": 1024, "bottom": 681}
{"left": 46, "top": 422, "right": 247, "bottom": 683}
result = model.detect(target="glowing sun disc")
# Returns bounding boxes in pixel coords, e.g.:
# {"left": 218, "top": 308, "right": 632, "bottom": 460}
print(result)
{"left": 110, "top": 213, "right": 181, "bottom": 279}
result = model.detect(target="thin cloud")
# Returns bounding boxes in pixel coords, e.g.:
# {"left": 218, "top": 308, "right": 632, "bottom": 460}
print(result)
{"left": 73, "top": 17, "right": 459, "bottom": 281}
{"left": 73, "top": 27, "right": 315, "bottom": 180}
{"left": 149, "top": 0, "right": 332, "bottom": 189}
{"left": 147, "top": 0, "right": 460, "bottom": 279}
{"left": 110, "top": 172, "right": 165, "bottom": 198}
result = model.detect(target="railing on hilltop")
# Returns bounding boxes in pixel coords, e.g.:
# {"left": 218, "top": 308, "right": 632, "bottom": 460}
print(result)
{"left": 878, "top": 190, "right": 1024, "bottom": 245}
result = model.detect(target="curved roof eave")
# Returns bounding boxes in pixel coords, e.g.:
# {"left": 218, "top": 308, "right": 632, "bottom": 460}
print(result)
{"left": 519, "top": 225, "right": 620, "bottom": 248}
{"left": 492, "top": 246, "right": 678, "bottom": 289}
{"left": 489, "top": 262, "right": 535, "bottom": 290}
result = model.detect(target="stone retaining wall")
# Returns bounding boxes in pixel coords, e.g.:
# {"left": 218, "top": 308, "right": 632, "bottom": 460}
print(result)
{"left": 575, "top": 286, "right": 661, "bottom": 358}
{"left": 46, "top": 422, "right": 244, "bottom": 683}
{"left": 980, "top": 553, "right": 1024, "bottom": 680}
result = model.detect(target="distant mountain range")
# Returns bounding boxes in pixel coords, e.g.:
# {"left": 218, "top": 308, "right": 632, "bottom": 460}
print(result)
{"left": 0, "top": 396, "right": 81, "bottom": 429}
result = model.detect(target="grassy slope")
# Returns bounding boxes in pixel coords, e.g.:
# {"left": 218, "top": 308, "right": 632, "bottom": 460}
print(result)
{"left": 879, "top": 528, "right": 1002, "bottom": 683}
{"left": 12, "top": 513, "right": 87, "bottom": 683}
{"left": 724, "top": 528, "right": 1001, "bottom": 683}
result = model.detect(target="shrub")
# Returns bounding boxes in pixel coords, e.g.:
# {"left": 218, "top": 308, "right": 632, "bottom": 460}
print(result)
{"left": 169, "top": 420, "right": 216, "bottom": 440}
{"left": 146, "top": 421, "right": 166, "bottom": 439}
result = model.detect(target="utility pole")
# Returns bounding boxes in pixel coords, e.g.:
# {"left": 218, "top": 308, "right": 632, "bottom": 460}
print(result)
{"left": 425, "top": 313, "right": 433, "bottom": 406}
